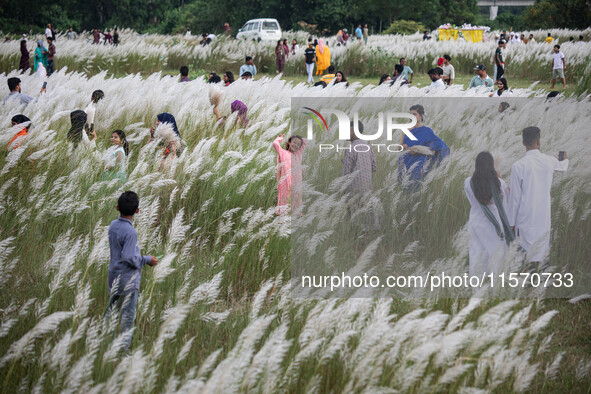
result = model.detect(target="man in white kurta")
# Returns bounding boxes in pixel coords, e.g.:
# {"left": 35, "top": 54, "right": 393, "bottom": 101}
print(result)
{"left": 507, "top": 127, "right": 568, "bottom": 263}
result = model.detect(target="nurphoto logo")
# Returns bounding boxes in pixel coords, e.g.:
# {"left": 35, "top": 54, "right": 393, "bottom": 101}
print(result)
{"left": 302, "top": 107, "right": 419, "bottom": 152}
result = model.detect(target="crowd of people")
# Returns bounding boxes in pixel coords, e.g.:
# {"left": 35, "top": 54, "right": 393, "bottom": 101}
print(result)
{"left": 271, "top": 103, "right": 568, "bottom": 287}
{"left": 18, "top": 37, "right": 55, "bottom": 77}
{"left": 2, "top": 77, "right": 200, "bottom": 178}
{"left": 3, "top": 24, "right": 578, "bottom": 354}
{"left": 90, "top": 28, "right": 120, "bottom": 45}
{"left": 14, "top": 21, "right": 580, "bottom": 93}
{"left": 1, "top": 73, "right": 573, "bottom": 353}
{"left": 271, "top": 104, "right": 568, "bottom": 283}
{"left": 260, "top": 30, "right": 572, "bottom": 92}
{"left": 17, "top": 23, "right": 121, "bottom": 77}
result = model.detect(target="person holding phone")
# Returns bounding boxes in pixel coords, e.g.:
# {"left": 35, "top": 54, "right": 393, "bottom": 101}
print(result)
{"left": 2, "top": 77, "right": 45, "bottom": 105}
{"left": 507, "top": 126, "right": 569, "bottom": 271}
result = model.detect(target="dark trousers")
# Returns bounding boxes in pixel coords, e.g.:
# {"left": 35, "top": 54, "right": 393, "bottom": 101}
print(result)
{"left": 47, "top": 59, "right": 54, "bottom": 76}
{"left": 496, "top": 64, "right": 504, "bottom": 80}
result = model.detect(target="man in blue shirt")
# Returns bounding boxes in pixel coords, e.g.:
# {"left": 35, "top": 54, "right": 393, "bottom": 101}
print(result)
{"left": 398, "top": 104, "right": 449, "bottom": 191}
{"left": 105, "top": 191, "right": 158, "bottom": 354}
{"left": 239, "top": 56, "right": 257, "bottom": 78}
{"left": 355, "top": 25, "right": 363, "bottom": 40}
{"left": 399, "top": 58, "right": 414, "bottom": 84}
{"left": 2, "top": 77, "right": 40, "bottom": 105}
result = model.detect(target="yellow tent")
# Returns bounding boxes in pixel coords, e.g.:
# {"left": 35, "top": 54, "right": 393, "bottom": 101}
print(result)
{"left": 438, "top": 29, "right": 459, "bottom": 41}
{"left": 461, "top": 29, "right": 484, "bottom": 42}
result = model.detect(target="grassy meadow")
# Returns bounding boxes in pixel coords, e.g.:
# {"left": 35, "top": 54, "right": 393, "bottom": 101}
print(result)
{"left": 0, "top": 29, "right": 590, "bottom": 393}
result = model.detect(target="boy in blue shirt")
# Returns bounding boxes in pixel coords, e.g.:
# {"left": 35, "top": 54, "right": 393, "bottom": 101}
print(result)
{"left": 105, "top": 191, "right": 158, "bottom": 353}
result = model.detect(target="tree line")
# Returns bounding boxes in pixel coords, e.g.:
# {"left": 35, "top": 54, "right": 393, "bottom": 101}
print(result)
{"left": 1, "top": 0, "right": 588, "bottom": 36}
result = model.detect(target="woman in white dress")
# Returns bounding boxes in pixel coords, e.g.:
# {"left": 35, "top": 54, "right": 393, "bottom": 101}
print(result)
{"left": 464, "top": 152, "right": 513, "bottom": 277}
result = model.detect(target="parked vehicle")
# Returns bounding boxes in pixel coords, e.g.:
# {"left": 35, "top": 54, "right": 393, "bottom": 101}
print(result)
{"left": 236, "top": 18, "right": 282, "bottom": 42}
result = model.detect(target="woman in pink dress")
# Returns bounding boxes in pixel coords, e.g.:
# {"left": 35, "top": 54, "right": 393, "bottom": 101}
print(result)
{"left": 272, "top": 134, "right": 307, "bottom": 215}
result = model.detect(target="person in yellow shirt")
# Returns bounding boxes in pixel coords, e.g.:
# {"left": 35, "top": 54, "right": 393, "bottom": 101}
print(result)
{"left": 545, "top": 32, "right": 553, "bottom": 44}
{"left": 320, "top": 65, "right": 335, "bottom": 83}
{"left": 315, "top": 39, "right": 331, "bottom": 75}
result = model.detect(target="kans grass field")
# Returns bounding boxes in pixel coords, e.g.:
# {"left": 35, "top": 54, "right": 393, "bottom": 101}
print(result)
{"left": 0, "top": 29, "right": 591, "bottom": 393}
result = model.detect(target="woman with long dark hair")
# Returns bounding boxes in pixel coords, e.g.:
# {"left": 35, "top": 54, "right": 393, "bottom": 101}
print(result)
{"left": 102, "top": 129, "right": 129, "bottom": 183}
{"left": 19, "top": 40, "right": 31, "bottom": 72}
{"left": 490, "top": 77, "right": 511, "bottom": 97}
{"left": 283, "top": 39, "right": 290, "bottom": 59}
{"left": 275, "top": 40, "right": 286, "bottom": 73}
{"left": 67, "top": 110, "right": 96, "bottom": 147}
{"left": 379, "top": 74, "right": 391, "bottom": 85}
{"left": 464, "top": 151, "right": 512, "bottom": 277}
{"left": 272, "top": 134, "right": 307, "bottom": 215}
{"left": 223, "top": 71, "right": 234, "bottom": 86}
{"left": 85, "top": 89, "right": 105, "bottom": 133}
{"left": 334, "top": 71, "right": 348, "bottom": 86}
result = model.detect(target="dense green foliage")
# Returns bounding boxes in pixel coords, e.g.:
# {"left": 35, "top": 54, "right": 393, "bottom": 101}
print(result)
{"left": 477, "top": 0, "right": 591, "bottom": 31}
{"left": 382, "top": 20, "right": 427, "bottom": 35}
{"left": 3, "top": 0, "right": 590, "bottom": 38}
{"left": 523, "top": 0, "right": 591, "bottom": 30}
{"left": 2, "top": 0, "right": 481, "bottom": 35}
{"left": 2, "top": 0, "right": 588, "bottom": 36}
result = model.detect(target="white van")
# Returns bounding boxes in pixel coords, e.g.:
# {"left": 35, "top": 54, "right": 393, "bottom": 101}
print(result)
{"left": 236, "top": 19, "right": 282, "bottom": 42}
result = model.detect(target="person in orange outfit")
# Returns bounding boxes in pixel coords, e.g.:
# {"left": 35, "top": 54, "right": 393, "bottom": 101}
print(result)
{"left": 7, "top": 114, "right": 30, "bottom": 149}
{"left": 315, "top": 39, "right": 331, "bottom": 75}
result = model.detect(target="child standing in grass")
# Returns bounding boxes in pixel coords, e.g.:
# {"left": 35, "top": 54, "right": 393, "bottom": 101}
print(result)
{"left": 102, "top": 130, "right": 129, "bottom": 183}
{"left": 105, "top": 191, "right": 158, "bottom": 354}
{"left": 550, "top": 44, "right": 566, "bottom": 89}
{"left": 273, "top": 134, "right": 307, "bottom": 215}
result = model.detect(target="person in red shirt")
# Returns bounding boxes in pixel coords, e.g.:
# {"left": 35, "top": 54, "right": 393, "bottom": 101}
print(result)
{"left": 7, "top": 114, "right": 30, "bottom": 149}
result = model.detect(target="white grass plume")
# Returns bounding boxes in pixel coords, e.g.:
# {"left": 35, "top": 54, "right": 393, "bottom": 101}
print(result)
{"left": 153, "top": 253, "right": 176, "bottom": 283}
{"left": 1, "top": 311, "right": 73, "bottom": 367}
